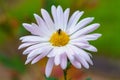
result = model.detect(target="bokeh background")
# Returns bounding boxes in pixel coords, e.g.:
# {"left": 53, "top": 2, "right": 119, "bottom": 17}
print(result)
{"left": 0, "top": 0, "right": 120, "bottom": 80}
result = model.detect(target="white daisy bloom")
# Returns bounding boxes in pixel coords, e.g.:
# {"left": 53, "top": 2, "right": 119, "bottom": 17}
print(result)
{"left": 19, "top": 5, "right": 101, "bottom": 77}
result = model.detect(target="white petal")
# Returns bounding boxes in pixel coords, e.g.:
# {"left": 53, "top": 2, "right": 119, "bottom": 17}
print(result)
{"left": 20, "top": 36, "right": 49, "bottom": 42}
{"left": 54, "top": 54, "right": 61, "bottom": 66}
{"left": 80, "top": 33, "right": 102, "bottom": 41}
{"left": 76, "top": 17, "right": 94, "bottom": 29}
{"left": 56, "top": 6, "right": 64, "bottom": 30}
{"left": 31, "top": 54, "right": 45, "bottom": 64}
{"left": 25, "top": 59, "right": 32, "bottom": 64}
{"left": 47, "top": 47, "right": 60, "bottom": 57}
{"left": 75, "top": 54, "right": 89, "bottom": 69}
{"left": 20, "top": 35, "right": 38, "bottom": 40}
{"left": 34, "top": 14, "right": 49, "bottom": 33}
{"left": 54, "top": 47, "right": 66, "bottom": 65}
{"left": 80, "top": 23, "right": 100, "bottom": 34}
{"left": 72, "top": 47, "right": 90, "bottom": 68}
{"left": 66, "top": 52, "right": 77, "bottom": 68}
{"left": 45, "top": 58, "right": 54, "bottom": 77}
{"left": 68, "top": 17, "right": 94, "bottom": 35}
{"left": 65, "top": 46, "right": 81, "bottom": 69}
{"left": 27, "top": 45, "right": 52, "bottom": 59}
{"left": 25, "top": 56, "right": 35, "bottom": 64}
{"left": 69, "top": 42, "right": 90, "bottom": 48}
{"left": 77, "top": 52, "right": 93, "bottom": 65}
{"left": 71, "top": 60, "right": 82, "bottom": 69}
{"left": 65, "top": 46, "right": 74, "bottom": 61}
{"left": 60, "top": 54, "right": 67, "bottom": 69}
{"left": 32, "top": 23, "right": 51, "bottom": 37}
{"left": 67, "top": 10, "right": 80, "bottom": 28}
{"left": 18, "top": 42, "right": 37, "bottom": 49}
{"left": 66, "top": 52, "right": 74, "bottom": 62}
{"left": 71, "top": 23, "right": 100, "bottom": 39}
{"left": 70, "top": 40, "right": 97, "bottom": 52}
{"left": 23, "top": 43, "right": 49, "bottom": 55}
{"left": 68, "top": 11, "right": 84, "bottom": 29}
{"left": 47, "top": 48, "right": 56, "bottom": 57}
{"left": 70, "top": 33, "right": 102, "bottom": 42}
{"left": 47, "top": 47, "right": 65, "bottom": 57}
{"left": 83, "top": 45, "right": 97, "bottom": 52}
{"left": 71, "top": 45, "right": 93, "bottom": 65}
{"left": 41, "top": 9, "right": 55, "bottom": 32}
{"left": 31, "top": 47, "right": 52, "bottom": 64}
{"left": 34, "top": 14, "right": 44, "bottom": 26}
{"left": 51, "top": 5, "right": 58, "bottom": 30}
{"left": 63, "top": 8, "right": 70, "bottom": 31}
{"left": 70, "top": 38, "right": 89, "bottom": 44}
{"left": 22, "top": 23, "right": 40, "bottom": 36}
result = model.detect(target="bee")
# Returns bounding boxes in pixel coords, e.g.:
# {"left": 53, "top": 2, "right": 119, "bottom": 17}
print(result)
{"left": 57, "top": 29, "right": 61, "bottom": 35}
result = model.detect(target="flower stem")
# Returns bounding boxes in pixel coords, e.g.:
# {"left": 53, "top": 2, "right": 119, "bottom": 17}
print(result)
{"left": 63, "top": 69, "right": 67, "bottom": 80}
{"left": 63, "top": 61, "right": 71, "bottom": 80}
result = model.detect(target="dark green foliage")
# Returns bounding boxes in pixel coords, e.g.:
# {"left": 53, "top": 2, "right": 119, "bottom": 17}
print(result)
{"left": 0, "top": 53, "right": 26, "bottom": 73}
{"left": 86, "top": 77, "right": 92, "bottom": 80}
{"left": 45, "top": 76, "right": 58, "bottom": 80}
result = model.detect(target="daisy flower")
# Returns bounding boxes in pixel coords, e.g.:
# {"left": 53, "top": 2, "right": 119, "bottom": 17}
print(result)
{"left": 19, "top": 5, "right": 101, "bottom": 77}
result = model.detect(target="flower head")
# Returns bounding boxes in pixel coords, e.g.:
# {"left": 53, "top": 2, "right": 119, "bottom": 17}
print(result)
{"left": 19, "top": 5, "right": 101, "bottom": 77}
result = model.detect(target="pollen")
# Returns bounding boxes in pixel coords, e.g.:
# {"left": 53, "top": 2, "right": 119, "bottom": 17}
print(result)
{"left": 50, "top": 29, "right": 70, "bottom": 47}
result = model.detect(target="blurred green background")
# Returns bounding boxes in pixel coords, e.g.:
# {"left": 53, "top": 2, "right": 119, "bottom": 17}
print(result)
{"left": 0, "top": 0, "right": 120, "bottom": 80}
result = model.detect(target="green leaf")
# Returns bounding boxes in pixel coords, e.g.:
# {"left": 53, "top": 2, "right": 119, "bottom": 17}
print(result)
{"left": 45, "top": 76, "right": 58, "bottom": 80}
{"left": 0, "top": 53, "right": 26, "bottom": 73}
{"left": 86, "top": 77, "right": 92, "bottom": 80}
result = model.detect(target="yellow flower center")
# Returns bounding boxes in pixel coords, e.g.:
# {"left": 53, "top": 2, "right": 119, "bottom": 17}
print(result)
{"left": 50, "top": 29, "right": 70, "bottom": 47}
